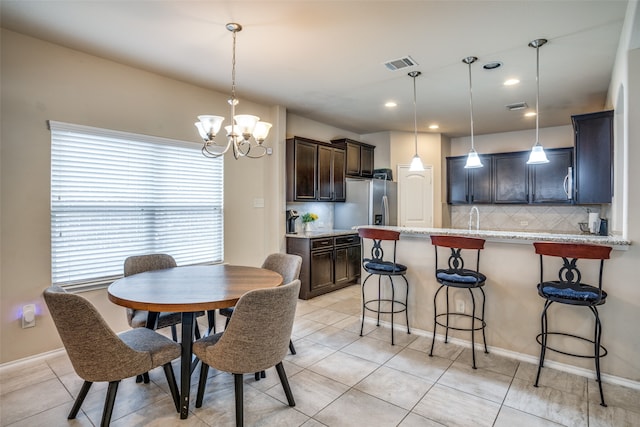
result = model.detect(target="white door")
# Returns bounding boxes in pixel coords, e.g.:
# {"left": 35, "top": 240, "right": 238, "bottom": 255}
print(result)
{"left": 397, "top": 164, "right": 433, "bottom": 228}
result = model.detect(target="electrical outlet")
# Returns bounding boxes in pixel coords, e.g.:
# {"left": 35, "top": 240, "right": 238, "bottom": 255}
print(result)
{"left": 22, "top": 304, "right": 36, "bottom": 328}
{"left": 520, "top": 220, "right": 529, "bottom": 226}
{"left": 456, "top": 300, "right": 465, "bottom": 313}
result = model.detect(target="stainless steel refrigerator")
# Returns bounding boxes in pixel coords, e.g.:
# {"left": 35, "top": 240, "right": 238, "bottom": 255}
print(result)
{"left": 334, "top": 178, "right": 398, "bottom": 229}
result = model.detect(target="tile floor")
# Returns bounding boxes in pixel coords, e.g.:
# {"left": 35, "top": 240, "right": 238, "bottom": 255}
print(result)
{"left": 1, "top": 284, "right": 639, "bottom": 426}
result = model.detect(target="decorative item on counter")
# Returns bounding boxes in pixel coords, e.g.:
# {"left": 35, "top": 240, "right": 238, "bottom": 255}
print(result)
{"left": 301, "top": 212, "right": 318, "bottom": 233}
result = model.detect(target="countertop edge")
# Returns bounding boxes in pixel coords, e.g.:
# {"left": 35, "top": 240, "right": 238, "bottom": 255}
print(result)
{"left": 285, "top": 229, "right": 358, "bottom": 239}
{"left": 355, "top": 226, "right": 631, "bottom": 248}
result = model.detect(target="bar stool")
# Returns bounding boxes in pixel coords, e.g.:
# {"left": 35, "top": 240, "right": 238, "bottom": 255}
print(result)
{"left": 532, "top": 242, "right": 612, "bottom": 407}
{"left": 358, "top": 228, "right": 410, "bottom": 345}
{"left": 430, "top": 235, "right": 487, "bottom": 369}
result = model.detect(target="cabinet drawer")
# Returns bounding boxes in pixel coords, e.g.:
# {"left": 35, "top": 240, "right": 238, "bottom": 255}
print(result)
{"left": 335, "top": 234, "right": 359, "bottom": 246}
{"left": 311, "top": 238, "right": 334, "bottom": 250}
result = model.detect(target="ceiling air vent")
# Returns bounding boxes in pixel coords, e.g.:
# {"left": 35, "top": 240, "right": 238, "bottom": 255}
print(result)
{"left": 383, "top": 56, "right": 418, "bottom": 71}
{"left": 506, "top": 102, "right": 528, "bottom": 111}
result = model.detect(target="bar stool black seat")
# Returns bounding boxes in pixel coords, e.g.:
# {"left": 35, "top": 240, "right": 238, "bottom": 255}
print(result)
{"left": 430, "top": 235, "right": 487, "bottom": 369}
{"left": 532, "top": 242, "right": 612, "bottom": 407}
{"left": 358, "top": 227, "right": 410, "bottom": 345}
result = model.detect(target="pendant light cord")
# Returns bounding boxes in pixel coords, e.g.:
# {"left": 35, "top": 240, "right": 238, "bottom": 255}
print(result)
{"left": 535, "top": 43, "right": 540, "bottom": 145}
{"left": 468, "top": 61, "right": 475, "bottom": 151}
{"left": 413, "top": 74, "right": 418, "bottom": 155}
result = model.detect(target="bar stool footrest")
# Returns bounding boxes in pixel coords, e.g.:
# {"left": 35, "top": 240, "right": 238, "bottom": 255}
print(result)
{"left": 536, "top": 332, "right": 608, "bottom": 359}
{"left": 364, "top": 299, "right": 407, "bottom": 315}
{"left": 434, "top": 312, "right": 486, "bottom": 332}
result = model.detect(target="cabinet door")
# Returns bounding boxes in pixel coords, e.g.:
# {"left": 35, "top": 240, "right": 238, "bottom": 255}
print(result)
{"left": 360, "top": 145, "right": 375, "bottom": 177}
{"left": 310, "top": 250, "right": 334, "bottom": 291}
{"left": 334, "top": 247, "right": 349, "bottom": 285}
{"left": 345, "top": 142, "right": 361, "bottom": 176}
{"left": 447, "top": 157, "right": 469, "bottom": 204}
{"left": 293, "top": 140, "right": 317, "bottom": 201}
{"left": 333, "top": 148, "right": 346, "bottom": 201}
{"left": 469, "top": 155, "right": 492, "bottom": 203}
{"left": 347, "top": 244, "right": 361, "bottom": 282}
{"left": 530, "top": 148, "right": 573, "bottom": 204}
{"left": 493, "top": 152, "right": 529, "bottom": 203}
{"left": 317, "top": 145, "right": 333, "bottom": 201}
{"left": 573, "top": 111, "right": 613, "bottom": 204}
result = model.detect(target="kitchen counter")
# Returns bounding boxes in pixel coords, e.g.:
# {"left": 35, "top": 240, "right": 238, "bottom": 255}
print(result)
{"left": 355, "top": 224, "right": 638, "bottom": 383}
{"left": 355, "top": 226, "right": 630, "bottom": 249}
{"left": 285, "top": 229, "right": 358, "bottom": 239}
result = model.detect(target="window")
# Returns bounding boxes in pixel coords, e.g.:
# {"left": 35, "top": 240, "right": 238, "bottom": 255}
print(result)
{"left": 50, "top": 121, "right": 223, "bottom": 291}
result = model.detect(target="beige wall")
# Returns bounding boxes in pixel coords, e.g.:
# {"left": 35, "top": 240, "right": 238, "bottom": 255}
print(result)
{"left": 0, "top": 29, "right": 283, "bottom": 362}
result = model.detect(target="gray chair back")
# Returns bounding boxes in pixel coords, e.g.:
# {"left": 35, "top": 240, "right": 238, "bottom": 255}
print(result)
{"left": 124, "top": 253, "right": 176, "bottom": 277}
{"left": 261, "top": 253, "right": 302, "bottom": 284}
{"left": 43, "top": 286, "right": 152, "bottom": 382}
{"left": 199, "top": 280, "right": 300, "bottom": 374}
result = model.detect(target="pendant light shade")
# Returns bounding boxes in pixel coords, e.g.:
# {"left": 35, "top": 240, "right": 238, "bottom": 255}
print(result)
{"left": 408, "top": 71, "right": 425, "bottom": 172}
{"left": 462, "top": 56, "right": 483, "bottom": 169}
{"left": 526, "top": 38, "right": 549, "bottom": 165}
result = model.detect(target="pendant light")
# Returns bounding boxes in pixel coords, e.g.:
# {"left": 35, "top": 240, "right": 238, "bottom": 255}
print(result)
{"left": 526, "top": 38, "right": 549, "bottom": 164}
{"left": 463, "top": 56, "right": 483, "bottom": 169}
{"left": 408, "top": 71, "right": 425, "bottom": 171}
{"left": 195, "top": 23, "right": 272, "bottom": 159}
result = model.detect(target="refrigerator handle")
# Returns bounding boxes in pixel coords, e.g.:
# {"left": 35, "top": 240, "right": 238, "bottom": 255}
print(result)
{"left": 382, "top": 195, "right": 389, "bottom": 226}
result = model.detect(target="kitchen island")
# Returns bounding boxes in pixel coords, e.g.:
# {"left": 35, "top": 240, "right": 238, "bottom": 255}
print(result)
{"left": 357, "top": 226, "right": 637, "bottom": 385}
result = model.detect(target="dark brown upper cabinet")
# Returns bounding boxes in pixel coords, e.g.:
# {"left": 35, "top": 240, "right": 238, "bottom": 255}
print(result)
{"left": 447, "top": 147, "right": 574, "bottom": 205}
{"left": 493, "top": 152, "right": 530, "bottom": 204}
{"left": 446, "top": 155, "right": 492, "bottom": 204}
{"left": 286, "top": 136, "right": 346, "bottom": 202}
{"left": 331, "top": 138, "right": 375, "bottom": 178}
{"left": 572, "top": 110, "right": 613, "bottom": 204}
{"left": 529, "top": 148, "right": 573, "bottom": 204}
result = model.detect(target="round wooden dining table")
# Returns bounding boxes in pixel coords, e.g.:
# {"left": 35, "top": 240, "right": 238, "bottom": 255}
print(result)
{"left": 108, "top": 264, "right": 283, "bottom": 419}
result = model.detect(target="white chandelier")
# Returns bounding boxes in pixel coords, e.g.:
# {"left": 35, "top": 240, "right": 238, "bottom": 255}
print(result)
{"left": 195, "top": 23, "right": 272, "bottom": 159}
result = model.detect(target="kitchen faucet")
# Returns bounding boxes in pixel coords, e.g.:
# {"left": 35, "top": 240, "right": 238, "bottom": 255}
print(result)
{"left": 469, "top": 206, "right": 480, "bottom": 231}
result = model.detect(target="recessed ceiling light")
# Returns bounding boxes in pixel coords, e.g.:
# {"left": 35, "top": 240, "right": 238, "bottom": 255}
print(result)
{"left": 429, "top": 124, "right": 439, "bottom": 130}
{"left": 525, "top": 111, "right": 537, "bottom": 117}
{"left": 504, "top": 78, "right": 520, "bottom": 86}
{"left": 385, "top": 101, "right": 397, "bottom": 108}
{"left": 483, "top": 61, "right": 503, "bottom": 70}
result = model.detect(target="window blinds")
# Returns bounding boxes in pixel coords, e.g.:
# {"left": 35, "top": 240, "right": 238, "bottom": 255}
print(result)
{"left": 49, "top": 121, "right": 223, "bottom": 290}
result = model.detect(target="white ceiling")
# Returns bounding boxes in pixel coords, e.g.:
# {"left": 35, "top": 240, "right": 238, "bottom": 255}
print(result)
{"left": 0, "top": 1, "right": 629, "bottom": 137}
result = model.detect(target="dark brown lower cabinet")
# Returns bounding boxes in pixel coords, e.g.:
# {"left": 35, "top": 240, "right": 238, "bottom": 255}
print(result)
{"left": 287, "top": 234, "right": 361, "bottom": 299}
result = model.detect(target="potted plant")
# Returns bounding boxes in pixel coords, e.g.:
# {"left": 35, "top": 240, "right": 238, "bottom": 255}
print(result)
{"left": 301, "top": 212, "right": 318, "bottom": 232}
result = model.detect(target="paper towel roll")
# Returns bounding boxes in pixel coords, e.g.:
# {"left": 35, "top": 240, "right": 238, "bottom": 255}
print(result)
{"left": 589, "top": 212, "right": 600, "bottom": 234}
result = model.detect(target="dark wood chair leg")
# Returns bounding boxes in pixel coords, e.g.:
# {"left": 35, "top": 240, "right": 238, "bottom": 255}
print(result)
{"left": 163, "top": 363, "right": 180, "bottom": 412}
{"left": 171, "top": 324, "right": 178, "bottom": 342}
{"left": 101, "top": 381, "right": 120, "bottom": 427}
{"left": 254, "top": 372, "right": 260, "bottom": 381}
{"left": 234, "top": 373, "right": 244, "bottom": 427}
{"left": 275, "top": 362, "right": 295, "bottom": 407}
{"left": 195, "top": 363, "right": 209, "bottom": 408}
{"left": 289, "top": 340, "right": 296, "bottom": 355}
{"left": 68, "top": 380, "right": 92, "bottom": 419}
{"left": 142, "top": 372, "right": 150, "bottom": 383}
{"left": 207, "top": 310, "right": 216, "bottom": 334}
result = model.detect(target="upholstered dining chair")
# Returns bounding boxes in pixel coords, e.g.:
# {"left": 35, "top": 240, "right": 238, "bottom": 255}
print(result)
{"left": 219, "top": 252, "right": 302, "bottom": 359}
{"left": 124, "top": 253, "right": 209, "bottom": 341}
{"left": 43, "top": 286, "right": 181, "bottom": 427}
{"left": 193, "top": 279, "right": 301, "bottom": 427}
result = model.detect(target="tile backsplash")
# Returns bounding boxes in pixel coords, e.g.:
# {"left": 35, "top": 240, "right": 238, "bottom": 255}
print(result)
{"left": 451, "top": 205, "right": 603, "bottom": 234}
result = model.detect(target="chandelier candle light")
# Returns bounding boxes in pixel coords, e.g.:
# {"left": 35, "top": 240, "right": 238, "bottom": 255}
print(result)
{"left": 526, "top": 38, "right": 549, "bottom": 164}
{"left": 463, "top": 56, "right": 483, "bottom": 169}
{"left": 408, "top": 71, "right": 425, "bottom": 172}
{"left": 195, "top": 23, "right": 272, "bottom": 159}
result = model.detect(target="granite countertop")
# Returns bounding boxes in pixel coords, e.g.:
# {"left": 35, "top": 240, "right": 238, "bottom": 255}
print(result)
{"left": 285, "top": 229, "right": 358, "bottom": 239}
{"left": 355, "top": 226, "right": 631, "bottom": 248}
